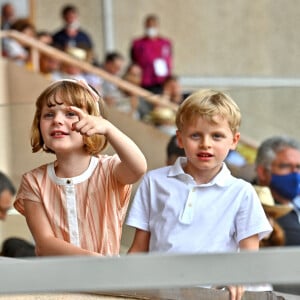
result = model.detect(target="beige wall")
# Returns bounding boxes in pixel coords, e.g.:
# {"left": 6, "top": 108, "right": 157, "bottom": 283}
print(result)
{"left": 34, "top": 0, "right": 300, "bottom": 77}
{"left": 230, "top": 87, "right": 300, "bottom": 143}
{"left": 0, "top": 61, "right": 11, "bottom": 174}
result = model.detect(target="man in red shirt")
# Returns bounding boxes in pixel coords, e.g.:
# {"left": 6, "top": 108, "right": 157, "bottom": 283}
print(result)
{"left": 130, "top": 14, "right": 173, "bottom": 94}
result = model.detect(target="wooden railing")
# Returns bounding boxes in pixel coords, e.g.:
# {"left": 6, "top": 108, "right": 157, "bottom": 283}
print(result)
{"left": 0, "top": 30, "right": 175, "bottom": 108}
{"left": 0, "top": 29, "right": 258, "bottom": 150}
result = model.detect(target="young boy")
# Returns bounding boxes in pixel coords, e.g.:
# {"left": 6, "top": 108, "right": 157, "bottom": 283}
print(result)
{"left": 126, "top": 89, "right": 272, "bottom": 300}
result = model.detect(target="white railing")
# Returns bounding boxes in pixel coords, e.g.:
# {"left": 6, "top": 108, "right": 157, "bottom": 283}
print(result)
{"left": 0, "top": 247, "right": 299, "bottom": 296}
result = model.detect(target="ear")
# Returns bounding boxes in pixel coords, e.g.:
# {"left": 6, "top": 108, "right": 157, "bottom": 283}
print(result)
{"left": 176, "top": 130, "right": 184, "bottom": 149}
{"left": 230, "top": 132, "right": 240, "bottom": 150}
{"left": 256, "top": 165, "right": 271, "bottom": 185}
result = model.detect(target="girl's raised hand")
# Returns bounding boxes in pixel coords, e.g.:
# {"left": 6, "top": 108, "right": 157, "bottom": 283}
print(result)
{"left": 69, "top": 106, "right": 110, "bottom": 136}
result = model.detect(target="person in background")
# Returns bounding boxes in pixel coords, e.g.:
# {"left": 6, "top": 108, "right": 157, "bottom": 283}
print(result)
{"left": 101, "top": 52, "right": 125, "bottom": 108}
{"left": 255, "top": 135, "right": 300, "bottom": 246}
{"left": 130, "top": 14, "right": 173, "bottom": 94}
{"left": 166, "top": 134, "right": 185, "bottom": 166}
{"left": 52, "top": 4, "right": 95, "bottom": 64}
{"left": 1, "top": 237, "right": 35, "bottom": 258}
{"left": 147, "top": 106, "right": 177, "bottom": 136}
{"left": 2, "top": 18, "right": 36, "bottom": 66}
{"left": 253, "top": 185, "right": 291, "bottom": 247}
{"left": 121, "top": 63, "right": 154, "bottom": 120}
{"left": 37, "top": 30, "right": 53, "bottom": 45}
{"left": 254, "top": 135, "right": 300, "bottom": 295}
{"left": 161, "top": 75, "right": 184, "bottom": 105}
{"left": 39, "top": 52, "right": 60, "bottom": 79}
{"left": 0, "top": 172, "right": 15, "bottom": 221}
{"left": 126, "top": 89, "right": 272, "bottom": 300}
{"left": 51, "top": 47, "right": 87, "bottom": 82}
{"left": 0, "top": 172, "right": 36, "bottom": 258}
{"left": 52, "top": 47, "right": 102, "bottom": 93}
{"left": 121, "top": 63, "right": 143, "bottom": 119}
{"left": 37, "top": 31, "right": 61, "bottom": 79}
{"left": 1, "top": 2, "right": 15, "bottom": 30}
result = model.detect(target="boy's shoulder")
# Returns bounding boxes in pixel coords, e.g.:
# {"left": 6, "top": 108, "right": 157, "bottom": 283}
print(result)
{"left": 146, "top": 165, "right": 172, "bottom": 178}
{"left": 228, "top": 175, "right": 257, "bottom": 197}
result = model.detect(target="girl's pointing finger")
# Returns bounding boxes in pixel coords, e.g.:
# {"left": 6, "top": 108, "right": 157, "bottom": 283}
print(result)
{"left": 68, "top": 106, "right": 85, "bottom": 119}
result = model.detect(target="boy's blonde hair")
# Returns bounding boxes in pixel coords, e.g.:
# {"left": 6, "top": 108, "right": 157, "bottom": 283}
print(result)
{"left": 175, "top": 89, "right": 241, "bottom": 134}
{"left": 31, "top": 80, "right": 108, "bottom": 155}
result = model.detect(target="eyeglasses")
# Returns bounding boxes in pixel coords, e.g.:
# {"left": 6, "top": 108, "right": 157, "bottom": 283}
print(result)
{"left": 272, "top": 163, "right": 300, "bottom": 172}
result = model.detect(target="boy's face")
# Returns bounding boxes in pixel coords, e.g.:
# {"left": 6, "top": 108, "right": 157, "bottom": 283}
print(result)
{"left": 176, "top": 115, "right": 240, "bottom": 183}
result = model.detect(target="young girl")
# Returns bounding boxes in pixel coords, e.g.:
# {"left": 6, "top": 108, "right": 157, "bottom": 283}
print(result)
{"left": 14, "top": 79, "right": 147, "bottom": 256}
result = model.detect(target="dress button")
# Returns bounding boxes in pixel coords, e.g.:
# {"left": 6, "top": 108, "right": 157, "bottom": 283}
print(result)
{"left": 66, "top": 179, "right": 71, "bottom": 184}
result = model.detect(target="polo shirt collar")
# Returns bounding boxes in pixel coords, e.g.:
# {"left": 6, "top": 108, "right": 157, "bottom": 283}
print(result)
{"left": 168, "top": 157, "right": 233, "bottom": 187}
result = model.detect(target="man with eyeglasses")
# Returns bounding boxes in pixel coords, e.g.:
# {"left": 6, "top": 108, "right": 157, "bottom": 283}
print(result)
{"left": 255, "top": 136, "right": 300, "bottom": 246}
{"left": 0, "top": 172, "right": 15, "bottom": 221}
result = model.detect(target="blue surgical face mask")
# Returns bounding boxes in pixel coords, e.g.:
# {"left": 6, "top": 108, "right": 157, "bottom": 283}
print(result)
{"left": 270, "top": 172, "right": 300, "bottom": 200}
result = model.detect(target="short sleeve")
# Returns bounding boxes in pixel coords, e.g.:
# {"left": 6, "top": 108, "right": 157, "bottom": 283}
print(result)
{"left": 235, "top": 183, "right": 273, "bottom": 242}
{"left": 126, "top": 173, "right": 151, "bottom": 231}
{"left": 14, "top": 172, "right": 42, "bottom": 215}
{"left": 100, "top": 154, "right": 132, "bottom": 211}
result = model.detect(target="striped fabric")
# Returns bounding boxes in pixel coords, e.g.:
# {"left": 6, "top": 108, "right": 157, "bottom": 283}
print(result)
{"left": 14, "top": 155, "right": 132, "bottom": 255}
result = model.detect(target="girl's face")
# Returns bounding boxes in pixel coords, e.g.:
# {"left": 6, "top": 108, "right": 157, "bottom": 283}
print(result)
{"left": 39, "top": 100, "right": 85, "bottom": 155}
{"left": 176, "top": 114, "right": 240, "bottom": 184}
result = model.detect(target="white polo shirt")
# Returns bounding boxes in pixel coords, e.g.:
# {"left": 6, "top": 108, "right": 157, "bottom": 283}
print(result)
{"left": 126, "top": 157, "right": 272, "bottom": 253}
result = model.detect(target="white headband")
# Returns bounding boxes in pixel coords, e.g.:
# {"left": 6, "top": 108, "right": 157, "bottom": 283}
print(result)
{"left": 53, "top": 78, "right": 100, "bottom": 102}
{"left": 51, "top": 78, "right": 101, "bottom": 112}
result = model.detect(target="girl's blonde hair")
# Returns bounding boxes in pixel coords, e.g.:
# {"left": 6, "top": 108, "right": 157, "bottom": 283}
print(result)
{"left": 175, "top": 89, "right": 241, "bottom": 134}
{"left": 31, "top": 80, "right": 108, "bottom": 155}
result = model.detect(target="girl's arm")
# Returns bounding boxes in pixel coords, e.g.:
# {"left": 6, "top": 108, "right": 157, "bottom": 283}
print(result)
{"left": 70, "top": 106, "right": 147, "bottom": 185}
{"left": 127, "top": 228, "right": 150, "bottom": 253}
{"left": 24, "top": 200, "right": 101, "bottom": 256}
{"left": 104, "top": 121, "right": 147, "bottom": 184}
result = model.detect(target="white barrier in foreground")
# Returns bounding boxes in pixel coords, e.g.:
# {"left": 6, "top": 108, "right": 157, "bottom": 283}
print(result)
{"left": 0, "top": 247, "right": 300, "bottom": 295}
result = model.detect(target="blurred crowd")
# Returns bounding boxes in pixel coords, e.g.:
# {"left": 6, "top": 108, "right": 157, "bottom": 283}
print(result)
{"left": 1, "top": 3, "right": 187, "bottom": 135}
